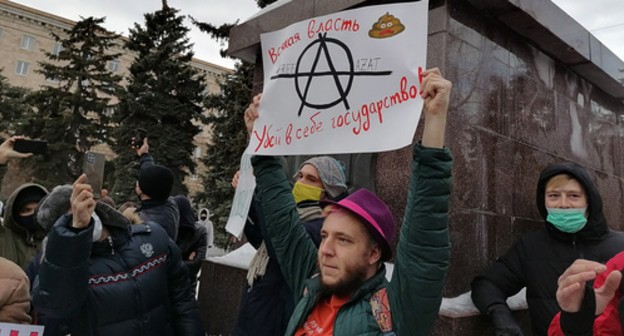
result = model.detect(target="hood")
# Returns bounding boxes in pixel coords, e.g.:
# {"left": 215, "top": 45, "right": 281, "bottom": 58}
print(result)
{"left": 536, "top": 162, "right": 607, "bottom": 241}
{"left": 2, "top": 183, "right": 48, "bottom": 237}
{"left": 172, "top": 195, "right": 197, "bottom": 229}
{"left": 198, "top": 208, "right": 210, "bottom": 222}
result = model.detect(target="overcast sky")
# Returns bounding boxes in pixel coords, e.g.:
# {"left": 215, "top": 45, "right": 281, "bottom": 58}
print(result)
{"left": 8, "top": 0, "right": 624, "bottom": 69}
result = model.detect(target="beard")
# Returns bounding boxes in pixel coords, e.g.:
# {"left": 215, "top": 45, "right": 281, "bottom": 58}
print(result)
{"left": 320, "top": 262, "right": 369, "bottom": 297}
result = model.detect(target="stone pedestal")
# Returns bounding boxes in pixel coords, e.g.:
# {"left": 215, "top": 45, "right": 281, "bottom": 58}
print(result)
{"left": 197, "top": 260, "right": 247, "bottom": 335}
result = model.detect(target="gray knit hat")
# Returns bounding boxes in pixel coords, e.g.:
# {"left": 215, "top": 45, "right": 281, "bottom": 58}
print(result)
{"left": 36, "top": 185, "right": 72, "bottom": 231}
{"left": 37, "top": 184, "right": 129, "bottom": 230}
{"left": 294, "top": 156, "right": 348, "bottom": 199}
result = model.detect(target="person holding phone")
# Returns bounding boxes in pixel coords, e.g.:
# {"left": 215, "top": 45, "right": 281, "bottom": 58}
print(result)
{"left": 32, "top": 175, "right": 204, "bottom": 335}
{"left": 0, "top": 136, "right": 49, "bottom": 269}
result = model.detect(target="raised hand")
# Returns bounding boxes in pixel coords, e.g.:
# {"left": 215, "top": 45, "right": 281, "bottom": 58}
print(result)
{"left": 0, "top": 136, "right": 33, "bottom": 164}
{"left": 244, "top": 94, "right": 261, "bottom": 135}
{"left": 71, "top": 174, "right": 96, "bottom": 229}
{"left": 420, "top": 68, "right": 452, "bottom": 149}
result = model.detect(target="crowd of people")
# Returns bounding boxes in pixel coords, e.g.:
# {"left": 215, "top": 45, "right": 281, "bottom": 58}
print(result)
{"left": 0, "top": 67, "right": 622, "bottom": 336}
{"left": 0, "top": 135, "right": 212, "bottom": 335}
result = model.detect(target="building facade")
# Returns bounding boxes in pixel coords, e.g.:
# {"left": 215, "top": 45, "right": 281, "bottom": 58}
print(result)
{"left": 0, "top": 0, "right": 231, "bottom": 198}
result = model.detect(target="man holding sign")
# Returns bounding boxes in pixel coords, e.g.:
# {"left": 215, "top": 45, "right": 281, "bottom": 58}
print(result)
{"left": 245, "top": 68, "right": 452, "bottom": 335}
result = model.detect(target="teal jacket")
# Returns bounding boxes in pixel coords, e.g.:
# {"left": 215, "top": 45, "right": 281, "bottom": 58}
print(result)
{"left": 251, "top": 144, "right": 452, "bottom": 336}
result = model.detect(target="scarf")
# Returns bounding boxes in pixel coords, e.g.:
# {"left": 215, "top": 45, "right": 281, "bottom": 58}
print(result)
{"left": 246, "top": 204, "right": 323, "bottom": 287}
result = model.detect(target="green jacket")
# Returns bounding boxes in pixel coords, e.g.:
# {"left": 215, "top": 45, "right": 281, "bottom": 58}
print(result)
{"left": 0, "top": 181, "right": 48, "bottom": 270}
{"left": 251, "top": 144, "right": 452, "bottom": 336}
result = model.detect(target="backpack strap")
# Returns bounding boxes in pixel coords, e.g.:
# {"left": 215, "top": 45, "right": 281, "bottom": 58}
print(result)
{"left": 370, "top": 288, "right": 395, "bottom": 335}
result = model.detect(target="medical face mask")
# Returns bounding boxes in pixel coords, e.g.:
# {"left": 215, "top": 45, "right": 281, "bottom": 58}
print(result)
{"left": 546, "top": 207, "right": 588, "bottom": 233}
{"left": 92, "top": 212, "right": 103, "bottom": 242}
{"left": 292, "top": 181, "right": 324, "bottom": 204}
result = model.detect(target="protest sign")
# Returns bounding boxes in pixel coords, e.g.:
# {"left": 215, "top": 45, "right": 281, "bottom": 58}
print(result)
{"left": 0, "top": 323, "right": 44, "bottom": 336}
{"left": 225, "top": 153, "right": 256, "bottom": 239}
{"left": 250, "top": 1, "right": 429, "bottom": 155}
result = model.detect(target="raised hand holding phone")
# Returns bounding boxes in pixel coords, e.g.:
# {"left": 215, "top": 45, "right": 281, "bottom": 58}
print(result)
{"left": 0, "top": 136, "right": 33, "bottom": 164}
{"left": 13, "top": 138, "right": 48, "bottom": 155}
{"left": 71, "top": 174, "right": 95, "bottom": 229}
{"left": 83, "top": 152, "right": 105, "bottom": 199}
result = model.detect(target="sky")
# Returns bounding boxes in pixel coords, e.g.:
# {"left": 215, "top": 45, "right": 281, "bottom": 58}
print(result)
{"left": 8, "top": 0, "right": 624, "bottom": 69}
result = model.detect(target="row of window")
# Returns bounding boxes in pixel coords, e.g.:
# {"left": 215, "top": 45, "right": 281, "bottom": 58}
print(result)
{"left": 2, "top": 28, "right": 121, "bottom": 77}
{"left": 13, "top": 58, "right": 121, "bottom": 77}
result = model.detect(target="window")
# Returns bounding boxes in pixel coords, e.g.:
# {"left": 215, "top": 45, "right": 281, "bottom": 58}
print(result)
{"left": 16, "top": 61, "right": 29, "bottom": 75}
{"left": 20, "top": 34, "right": 35, "bottom": 50}
{"left": 107, "top": 59, "right": 120, "bottom": 73}
{"left": 51, "top": 42, "right": 62, "bottom": 56}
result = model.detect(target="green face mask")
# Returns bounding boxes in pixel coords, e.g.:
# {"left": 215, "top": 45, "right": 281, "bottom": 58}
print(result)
{"left": 546, "top": 208, "right": 588, "bottom": 233}
{"left": 292, "top": 181, "right": 324, "bottom": 204}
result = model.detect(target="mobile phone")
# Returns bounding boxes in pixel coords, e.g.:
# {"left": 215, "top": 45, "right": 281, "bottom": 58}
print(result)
{"left": 130, "top": 128, "right": 148, "bottom": 148}
{"left": 13, "top": 139, "right": 48, "bottom": 155}
{"left": 83, "top": 152, "right": 106, "bottom": 199}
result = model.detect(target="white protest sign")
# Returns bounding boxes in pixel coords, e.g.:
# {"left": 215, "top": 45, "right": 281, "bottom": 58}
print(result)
{"left": 250, "top": 1, "right": 429, "bottom": 155}
{"left": 0, "top": 323, "right": 44, "bottom": 336}
{"left": 225, "top": 153, "right": 256, "bottom": 239}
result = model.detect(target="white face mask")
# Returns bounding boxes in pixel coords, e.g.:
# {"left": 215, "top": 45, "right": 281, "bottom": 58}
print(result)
{"left": 92, "top": 212, "right": 103, "bottom": 242}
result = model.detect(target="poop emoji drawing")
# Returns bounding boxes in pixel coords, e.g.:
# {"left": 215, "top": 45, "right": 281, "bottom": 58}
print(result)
{"left": 368, "top": 12, "right": 405, "bottom": 39}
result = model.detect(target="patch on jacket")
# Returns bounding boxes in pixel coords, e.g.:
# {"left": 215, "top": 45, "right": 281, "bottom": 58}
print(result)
{"left": 370, "top": 288, "right": 393, "bottom": 333}
{"left": 140, "top": 243, "right": 154, "bottom": 258}
{"left": 88, "top": 254, "right": 167, "bottom": 286}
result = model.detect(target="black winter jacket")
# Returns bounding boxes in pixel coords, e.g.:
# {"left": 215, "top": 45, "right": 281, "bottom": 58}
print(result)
{"left": 32, "top": 215, "right": 203, "bottom": 336}
{"left": 138, "top": 153, "right": 180, "bottom": 240}
{"left": 471, "top": 162, "right": 624, "bottom": 335}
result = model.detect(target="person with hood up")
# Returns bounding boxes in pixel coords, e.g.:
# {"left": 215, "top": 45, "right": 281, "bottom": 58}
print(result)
{"left": 198, "top": 208, "right": 214, "bottom": 249}
{"left": 0, "top": 136, "right": 48, "bottom": 270}
{"left": 134, "top": 137, "right": 180, "bottom": 240}
{"left": 31, "top": 175, "right": 204, "bottom": 336}
{"left": 471, "top": 162, "right": 624, "bottom": 335}
{"left": 232, "top": 155, "right": 348, "bottom": 336}
{"left": 173, "top": 194, "right": 208, "bottom": 295}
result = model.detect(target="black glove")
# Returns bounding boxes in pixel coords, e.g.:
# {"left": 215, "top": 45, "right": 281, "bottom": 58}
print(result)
{"left": 488, "top": 304, "right": 525, "bottom": 336}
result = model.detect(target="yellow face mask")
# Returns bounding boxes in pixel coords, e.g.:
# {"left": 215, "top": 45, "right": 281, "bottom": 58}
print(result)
{"left": 292, "top": 181, "right": 324, "bottom": 204}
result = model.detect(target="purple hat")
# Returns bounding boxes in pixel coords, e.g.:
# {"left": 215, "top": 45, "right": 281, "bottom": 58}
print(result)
{"left": 322, "top": 189, "right": 395, "bottom": 261}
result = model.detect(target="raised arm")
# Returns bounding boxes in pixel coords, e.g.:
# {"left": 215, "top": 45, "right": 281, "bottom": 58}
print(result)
{"left": 246, "top": 95, "right": 319, "bottom": 299}
{"left": 389, "top": 68, "right": 454, "bottom": 335}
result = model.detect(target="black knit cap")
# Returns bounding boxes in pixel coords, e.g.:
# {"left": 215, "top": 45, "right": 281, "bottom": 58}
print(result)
{"left": 13, "top": 186, "right": 47, "bottom": 218}
{"left": 138, "top": 164, "right": 174, "bottom": 202}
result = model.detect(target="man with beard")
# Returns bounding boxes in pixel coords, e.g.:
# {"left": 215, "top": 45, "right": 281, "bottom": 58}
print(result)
{"left": 243, "top": 68, "right": 452, "bottom": 335}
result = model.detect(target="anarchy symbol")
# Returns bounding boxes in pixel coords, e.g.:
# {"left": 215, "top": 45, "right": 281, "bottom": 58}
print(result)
{"left": 271, "top": 33, "right": 392, "bottom": 116}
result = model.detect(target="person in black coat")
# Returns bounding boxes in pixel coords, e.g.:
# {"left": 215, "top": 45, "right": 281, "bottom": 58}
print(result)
{"left": 471, "top": 162, "right": 624, "bottom": 335}
{"left": 135, "top": 137, "right": 180, "bottom": 240}
{"left": 32, "top": 175, "right": 204, "bottom": 336}
{"left": 173, "top": 194, "right": 208, "bottom": 295}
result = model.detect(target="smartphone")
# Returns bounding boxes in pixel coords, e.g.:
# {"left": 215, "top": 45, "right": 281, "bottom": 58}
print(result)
{"left": 13, "top": 139, "right": 48, "bottom": 155}
{"left": 130, "top": 128, "right": 148, "bottom": 148}
{"left": 83, "top": 152, "right": 106, "bottom": 199}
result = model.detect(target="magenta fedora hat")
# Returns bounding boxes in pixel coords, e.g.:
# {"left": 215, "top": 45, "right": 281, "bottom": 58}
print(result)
{"left": 322, "top": 188, "right": 395, "bottom": 261}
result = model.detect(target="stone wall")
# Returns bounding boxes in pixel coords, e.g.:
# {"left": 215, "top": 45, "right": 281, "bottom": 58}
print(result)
{"left": 219, "top": 0, "right": 624, "bottom": 334}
